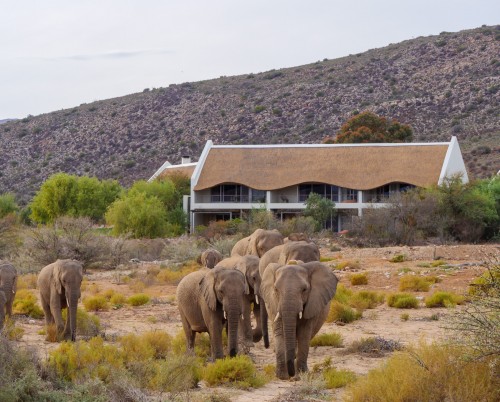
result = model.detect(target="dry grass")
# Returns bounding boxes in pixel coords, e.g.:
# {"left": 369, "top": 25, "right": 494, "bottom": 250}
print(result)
{"left": 83, "top": 295, "right": 109, "bottom": 311}
{"left": 387, "top": 293, "right": 419, "bottom": 309}
{"left": 310, "top": 332, "right": 344, "bottom": 347}
{"left": 425, "top": 291, "right": 465, "bottom": 308}
{"left": 12, "top": 289, "right": 44, "bottom": 318}
{"left": 202, "top": 355, "right": 266, "bottom": 389}
{"left": 350, "top": 273, "right": 368, "bottom": 286}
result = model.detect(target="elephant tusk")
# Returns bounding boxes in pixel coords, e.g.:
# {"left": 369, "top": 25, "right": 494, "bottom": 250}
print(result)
{"left": 299, "top": 311, "right": 302, "bottom": 320}
{"left": 255, "top": 297, "right": 259, "bottom": 305}
{"left": 224, "top": 311, "right": 227, "bottom": 319}
{"left": 274, "top": 312, "right": 280, "bottom": 322}
{"left": 241, "top": 314, "right": 244, "bottom": 320}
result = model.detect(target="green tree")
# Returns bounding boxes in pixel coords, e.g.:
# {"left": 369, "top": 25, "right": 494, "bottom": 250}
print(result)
{"left": 128, "top": 180, "right": 178, "bottom": 210}
{"left": 303, "top": 193, "right": 336, "bottom": 231}
{"left": 325, "top": 111, "right": 413, "bottom": 144}
{"left": 105, "top": 192, "right": 168, "bottom": 238}
{"left": 0, "top": 193, "right": 18, "bottom": 218}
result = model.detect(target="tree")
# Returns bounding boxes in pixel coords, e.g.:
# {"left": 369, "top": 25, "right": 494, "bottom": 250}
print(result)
{"left": 0, "top": 193, "right": 18, "bottom": 218}
{"left": 303, "top": 193, "right": 336, "bottom": 231}
{"left": 324, "top": 111, "right": 413, "bottom": 144}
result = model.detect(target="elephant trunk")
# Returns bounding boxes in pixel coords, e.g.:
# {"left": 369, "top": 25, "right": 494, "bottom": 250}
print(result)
{"left": 226, "top": 300, "right": 240, "bottom": 357}
{"left": 282, "top": 309, "right": 298, "bottom": 377}
{"left": 261, "top": 301, "right": 270, "bottom": 348}
{"left": 69, "top": 293, "right": 79, "bottom": 341}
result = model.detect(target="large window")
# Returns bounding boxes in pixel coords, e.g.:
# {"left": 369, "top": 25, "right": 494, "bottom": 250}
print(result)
{"left": 298, "top": 184, "right": 339, "bottom": 202}
{"left": 210, "top": 185, "right": 264, "bottom": 203}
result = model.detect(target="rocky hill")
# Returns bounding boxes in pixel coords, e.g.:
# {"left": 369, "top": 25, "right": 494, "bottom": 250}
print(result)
{"left": 1, "top": 25, "right": 499, "bottom": 203}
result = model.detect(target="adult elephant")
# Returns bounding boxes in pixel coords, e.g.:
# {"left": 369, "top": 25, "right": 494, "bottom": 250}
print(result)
{"left": 258, "top": 241, "right": 321, "bottom": 348}
{"left": 216, "top": 255, "right": 262, "bottom": 343}
{"left": 200, "top": 248, "right": 223, "bottom": 269}
{"left": 231, "top": 229, "right": 284, "bottom": 257}
{"left": 176, "top": 266, "right": 248, "bottom": 360}
{"left": 37, "top": 259, "right": 83, "bottom": 342}
{"left": 260, "top": 261, "right": 338, "bottom": 380}
{"left": 0, "top": 262, "right": 17, "bottom": 329}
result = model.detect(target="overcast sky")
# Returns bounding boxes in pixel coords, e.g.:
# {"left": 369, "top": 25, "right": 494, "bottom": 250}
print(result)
{"left": 1, "top": 1, "right": 498, "bottom": 120}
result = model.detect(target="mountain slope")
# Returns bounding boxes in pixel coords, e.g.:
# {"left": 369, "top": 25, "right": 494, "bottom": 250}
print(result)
{"left": 1, "top": 25, "right": 499, "bottom": 203}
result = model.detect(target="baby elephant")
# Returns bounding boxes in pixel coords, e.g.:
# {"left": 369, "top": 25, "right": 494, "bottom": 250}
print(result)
{"left": 0, "top": 262, "right": 17, "bottom": 330}
{"left": 37, "top": 259, "right": 83, "bottom": 341}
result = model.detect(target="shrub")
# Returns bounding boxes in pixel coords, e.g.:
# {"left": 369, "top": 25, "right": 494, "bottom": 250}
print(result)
{"left": 425, "top": 291, "right": 464, "bottom": 308}
{"left": 387, "top": 293, "right": 419, "bottom": 309}
{"left": 110, "top": 293, "right": 126, "bottom": 306}
{"left": 310, "top": 332, "right": 343, "bottom": 347}
{"left": 350, "top": 291, "right": 385, "bottom": 310}
{"left": 324, "top": 367, "right": 357, "bottom": 389}
{"left": 1, "top": 318, "right": 24, "bottom": 340}
{"left": 399, "top": 275, "right": 431, "bottom": 292}
{"left": 400, "top": 313, "right": 410, "bottom": 321}
{"left": 431, "top": 259, "right": 447, "bottom": 267}
{"left": 390, "top": 254, "right": 407, "bottom": 263}
{"left": 127, "top": 293, "right": 150, "bottom": 306}
{"left": 335, "top": 260, "right": 361, "bottom": 270}
{"left": 83, "top": 295, "right": 109, "bottom": 311}
{"left": 344, "top": 343, "right": 498, "bottom": 402}
{"left": 346, "top": 337, "right": 403, "bottom": 357}
{"left": 149, "top": 354, "right": 200, "bottom": 392}
{"left": 327, "top": 301, "right": 362, "bottom": 323}
{"left": 62, "top": 308, "right": 101, "bottom": 338}
{"left": 156, "top": 264, "right": 198, "bottom": 285}
{"left": 333, "top": 283, "right": 352, "bottom": 304}
{"left": 202, "top": 355, "right": 266, "bottom": 389}
{"left": 12, "top": 289, "right": 44, "bottom": 318}
{"left": 15, "top": 274, "right": 37, "bottom": 290}
{"left": 350, "top": 273, "right": 368, "bottom": 286}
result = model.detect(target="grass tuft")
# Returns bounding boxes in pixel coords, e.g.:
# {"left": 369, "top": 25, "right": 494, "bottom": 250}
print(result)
{"left": 390, "top": 254, "right": 407, "bottom": 263}
{"left": 350, "top": 273, "right": 368, "bottom": 286}
{"left": 387, "top": 293, "right": 419, "bottom": 309}
{"left": 424, "top": 291, "right": 464, "bottom": 308}
{"left": 399, "top": 275, "right": 431, "bottom": 292}
{"left": 310, "top": 332, "right": 343, "bottom": 347}
{"left": 327, "top": 300, "right": 362, "bottom": 323}
{"left": 83, "top": 295, "right": 109, "bottom": 311}
{"left": 202, "top": 355, "right": 266, "bottom": 389}
{"left": 127, "top": 293, "right": 150, "bottom": 306}
{"left": 13, "top": 289, "right": 44, "bottom": 318}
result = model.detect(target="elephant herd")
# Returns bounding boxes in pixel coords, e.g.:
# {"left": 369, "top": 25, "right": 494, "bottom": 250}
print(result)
{"left": 177, "top": 229, "right": 339, "bottom": 380}
{"left": 1, "top": 229, "right": 338, "bottom": 380}
{"left": 1, "top": 259, "right": 83, "bottom": 342}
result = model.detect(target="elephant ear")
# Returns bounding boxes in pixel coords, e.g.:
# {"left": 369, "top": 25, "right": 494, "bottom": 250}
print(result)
{"left": 52, "top": 261, "right": 63, "bottom": 295}
{"left": 247, "top": 229, "right": 264, "bottom": 256}
{"left": 260, "top": 263, "right": 280, "bottom": 314}
{"left": 302, "top": 262, "right": 338, "bottom": 320}
{"left": 199, "top": 268, "right": 218, "bottom": 311}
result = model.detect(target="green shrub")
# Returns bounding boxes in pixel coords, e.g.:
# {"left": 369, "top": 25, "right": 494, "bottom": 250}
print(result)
{"left": 350, "top": 273, "right": 368, "bottom": 286}
{"left": 350, "top": 291, "right": 385, "bottom": 310}
{"left": 324, "top": 367, "right": 357, "bottom": 388}
{"left": 387, "top": 293, "right": 419, "bottom": 309}
{"left": 310, "top": 332, "right": 343, "bottom": 347}
{"left": 127, "top": 293, "right": 150, "bottom": 306}
{"left": 62, "top": 307, "right": 101, "bottom": 337}
{"left": 424, "top": 291, "right": 464, "bottom": 308}
{"left": 327, "top": 301, "right": 362, "bottom": 323}
{"left": 12, "top": 289, "right": 44, "bottom": 318}
{"left": 431, "top": 259, "right": 447, "bottom": 267}
{"left": 120, "top": 331, "right": 172, "bottom": 362}
{"left": 335, "top": 260, "right": 361, "bottom": 270}
{"left": 344, "top": 343, "right": 497, "bottom": 402}
{"left": 149, "top": 354, "right": 200, "bottom": 392}
{"left": 399, "top": 275, "right": 431, "bottom": 292}
{"left": 172, "top": 331, "right": 212, "bottom": 358}
{"left": 390, "top": 254, "right": 407, "bottom": 263}
{"left": 333, "top": 283, "right": 352, "bottom": 304}
{"left": 110, "top": 293, "right": 126, "bottom": 306}
{"left": 1, "top": 318, "right": 24, "bottom": 340}
{"left": 83, "top": 295, "right": 109, "bottom": 311}
{"left": 400, "top": 313, "right": 410, "bottom": 321}
{"left": 202, "top": 355, "right": 266, "bottom": 389}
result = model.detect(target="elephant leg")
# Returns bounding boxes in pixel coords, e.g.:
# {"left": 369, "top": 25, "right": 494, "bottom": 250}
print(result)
{"left": 6, "top": 299, "right": 13, "bottom": 317}
{"left": 63, "top": 308, "right": 71, "bottom": 338}
{"left": 272, "top": 319, "right": 288, "bottom": 380}
{"left": 261, "top": 302, "right": 270, "bottom": 348}
{"left": 40, "top": 297, "right": 54, "bottom": 326}
{"left": 209, "top": 326, "right": 224, "bottom": 360}
{"left": 296, "top": 321, "right": 313, "bottom": 373}
{"left": 50, "top": 293, "right": 64, "bottom": 336}
{"left": 180, "top": 314, "right": 196, "bottom": 352}
{"left": 239, "top": 298, "right": 253, "bottom": 346}
{"left": 252, "top": 300, "right": 263, "bottom": 342}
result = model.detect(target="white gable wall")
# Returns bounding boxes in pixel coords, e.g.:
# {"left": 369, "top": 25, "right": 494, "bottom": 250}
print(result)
{"left": 438, "top": 136, "right": 469, "bottom": 184}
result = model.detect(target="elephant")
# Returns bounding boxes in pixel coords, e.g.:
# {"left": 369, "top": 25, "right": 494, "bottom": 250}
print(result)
{"left": 37, "top": 259, "right": 83, "bottom": 341}
{"left": 0, "top": 262, "right": 17, "bottom": 329}
{"left": 258, "top": 241, "right": 321, "bottom": 348}
{"left": 260, "top": 261, "right": 338, "bottom": 379}
{"left": 231, "top": 228, "right": 284, "bottom": 257}
{"left": 216, "top": 255, "right": 262, "bottom": 343}
{"left": 200, "top": 248, "right": 223, "bottom": 269}
{"left": 176, "top": 266, "right": 249, "bottom": 360}
{"left": 284, "top": 232, "right": 309, "bottom": 242}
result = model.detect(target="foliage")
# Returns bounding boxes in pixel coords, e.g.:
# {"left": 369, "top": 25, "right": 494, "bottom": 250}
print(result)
{"left": 83, "top": 295, "right": 109, "bottom": 311}
{"left": 344, "top": 342, "right": 499, "bottom": 402}
{"left": 425, "top": 291, "right": 464, "bottom": 308}
{"left": 303, "top": 192, "right": 336, "bottom": 231}
{"left": 0, "top": 193, "right": 18, "bottom": 218}
{"left": 349, "top": 290, "right": 385, "bottom": 310}
{"left": 390, "top": 254, "right": 407, "bottom": 263}
{"left": 1, "top": 318, "right": 25, "bottom": 340}
{"left": 399, "top": 275, "right": 432, "bottom": 292}
{"left": 387, "top": 293, "right": 419, "bottom": 309}
{"left": 62, "top": 307, "right": 101, "bottom": 338}
{"left": 324, "top": 367, "right": 357, "bottom": 389}
{"left": 310, "top": 332, "right": 344, "bottom": 347}
{"left": 327, "top": 300, "right": 362, "bottom": 323}
{"left": 202, "top": 355, "right": 266, "bottom": 389}
{"left": 346, "top": 337, "right": 403, "bottom": 357}
{"left": 0, "top": 214, "right": 19, "bottom": 258}
{"left": 30, "top": 173, "right": 122, "bottom": 223}
{"left": 326, "top": 111, "right": 413, "bottom": 144}
{"left": 127, "top": 293, "right": 150, "bottom": 306}
{"left": 13, "top": 289, "right": 44, "bottom": 318}
{"left": 350, "top": 273, "right": 368, "bottom": 286}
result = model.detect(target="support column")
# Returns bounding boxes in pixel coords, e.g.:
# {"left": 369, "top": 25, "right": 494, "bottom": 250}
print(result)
{"left": 266, "top": 191, "right": 271, "bottom": 211}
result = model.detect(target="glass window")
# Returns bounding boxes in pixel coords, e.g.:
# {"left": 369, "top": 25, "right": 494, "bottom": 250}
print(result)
{"left": 251, "top": 189, "right": 266, "bottom": 203}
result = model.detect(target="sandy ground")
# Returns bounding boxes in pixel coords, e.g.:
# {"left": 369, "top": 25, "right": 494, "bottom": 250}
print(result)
{"left": 12, "top": 242, "right": 499, "bottom": 401}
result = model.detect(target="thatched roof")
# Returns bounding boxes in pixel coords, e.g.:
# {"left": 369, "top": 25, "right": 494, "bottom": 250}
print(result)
{"left": 194, "top": 144, "right": 449, "bottom": 191}
{"left": 158, "top": 164, "right": 196, "bottom": 180}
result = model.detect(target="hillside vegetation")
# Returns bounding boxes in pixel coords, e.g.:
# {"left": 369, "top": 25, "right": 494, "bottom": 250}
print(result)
{"left": 1, "top": 25, "right": 499, "bottom": 203}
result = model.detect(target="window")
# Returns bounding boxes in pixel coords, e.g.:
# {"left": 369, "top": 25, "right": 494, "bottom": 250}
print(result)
{"left": 299, "top": 184, "right": 340, "bottom": 202}
{"left": 251, "top": 189, "right": 266, "bottom": 203}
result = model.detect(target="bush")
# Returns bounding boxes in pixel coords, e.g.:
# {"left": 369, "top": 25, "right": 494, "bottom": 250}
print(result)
{"left": 0, "top": 193, "right": 18, "bottom": 218}
{"left": 390, "top": 254, "right": 407, "bottom": 263}
{"left": 344, "top": 343, "right": 498, "bottom": 402}
{"left": 202, "top": 355, "right": 266, "bottom": 389}
{"left": 156, "top": 264, "right": 198, "bottom": 285}
{"left": 149, "top": 354, "right": 200, "bottom": 392}
{"left": 1, "top": 318, "right": 25, "bottom": 340}
{"left": 110, "top": 293, "right": 126, "bottom": 306}
{"left": 346, "top": 337, "right": 403, "bottom": 357}
{"left": 324, "top": 367, "right": 357, "bottom": 389}
{"left": 13, "top": 289, "right": 44, "bottom": 318}
{"left": 62, "top": 308, "right": 101, "bottom": 338}
{"left": 350, "top": 273, "right": 368, "bottom": 286}
{"left": 335, "top": 260, "right": 362, "bottom": 270}
{"left": 327, "top": 301, "right": 362, "bottom": 323}
{"left": 399, "top": 275, "right": 431, "bottom": 292}
{"left": 16, "top": 274, "right": 37, "bottom": 289}
{"left": 350, "top": 291, "right": 385, "bottom": 310}
{"left": 310, "top": 332, "right": 343, "bottom": 347}
{"left": 83, "top": 295, "right": 109, "bottom": 311}
{"left": 172, "top": 331, "right": 212, "bottom": 359}
{"left": 425, "top": 291, "right": 464, "bottom": 308}
{"left": 127, "top": 293, "right": 150, "bottom": 306}
{"left": 387, "top": 293, "right": 419, "bottom": 309}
